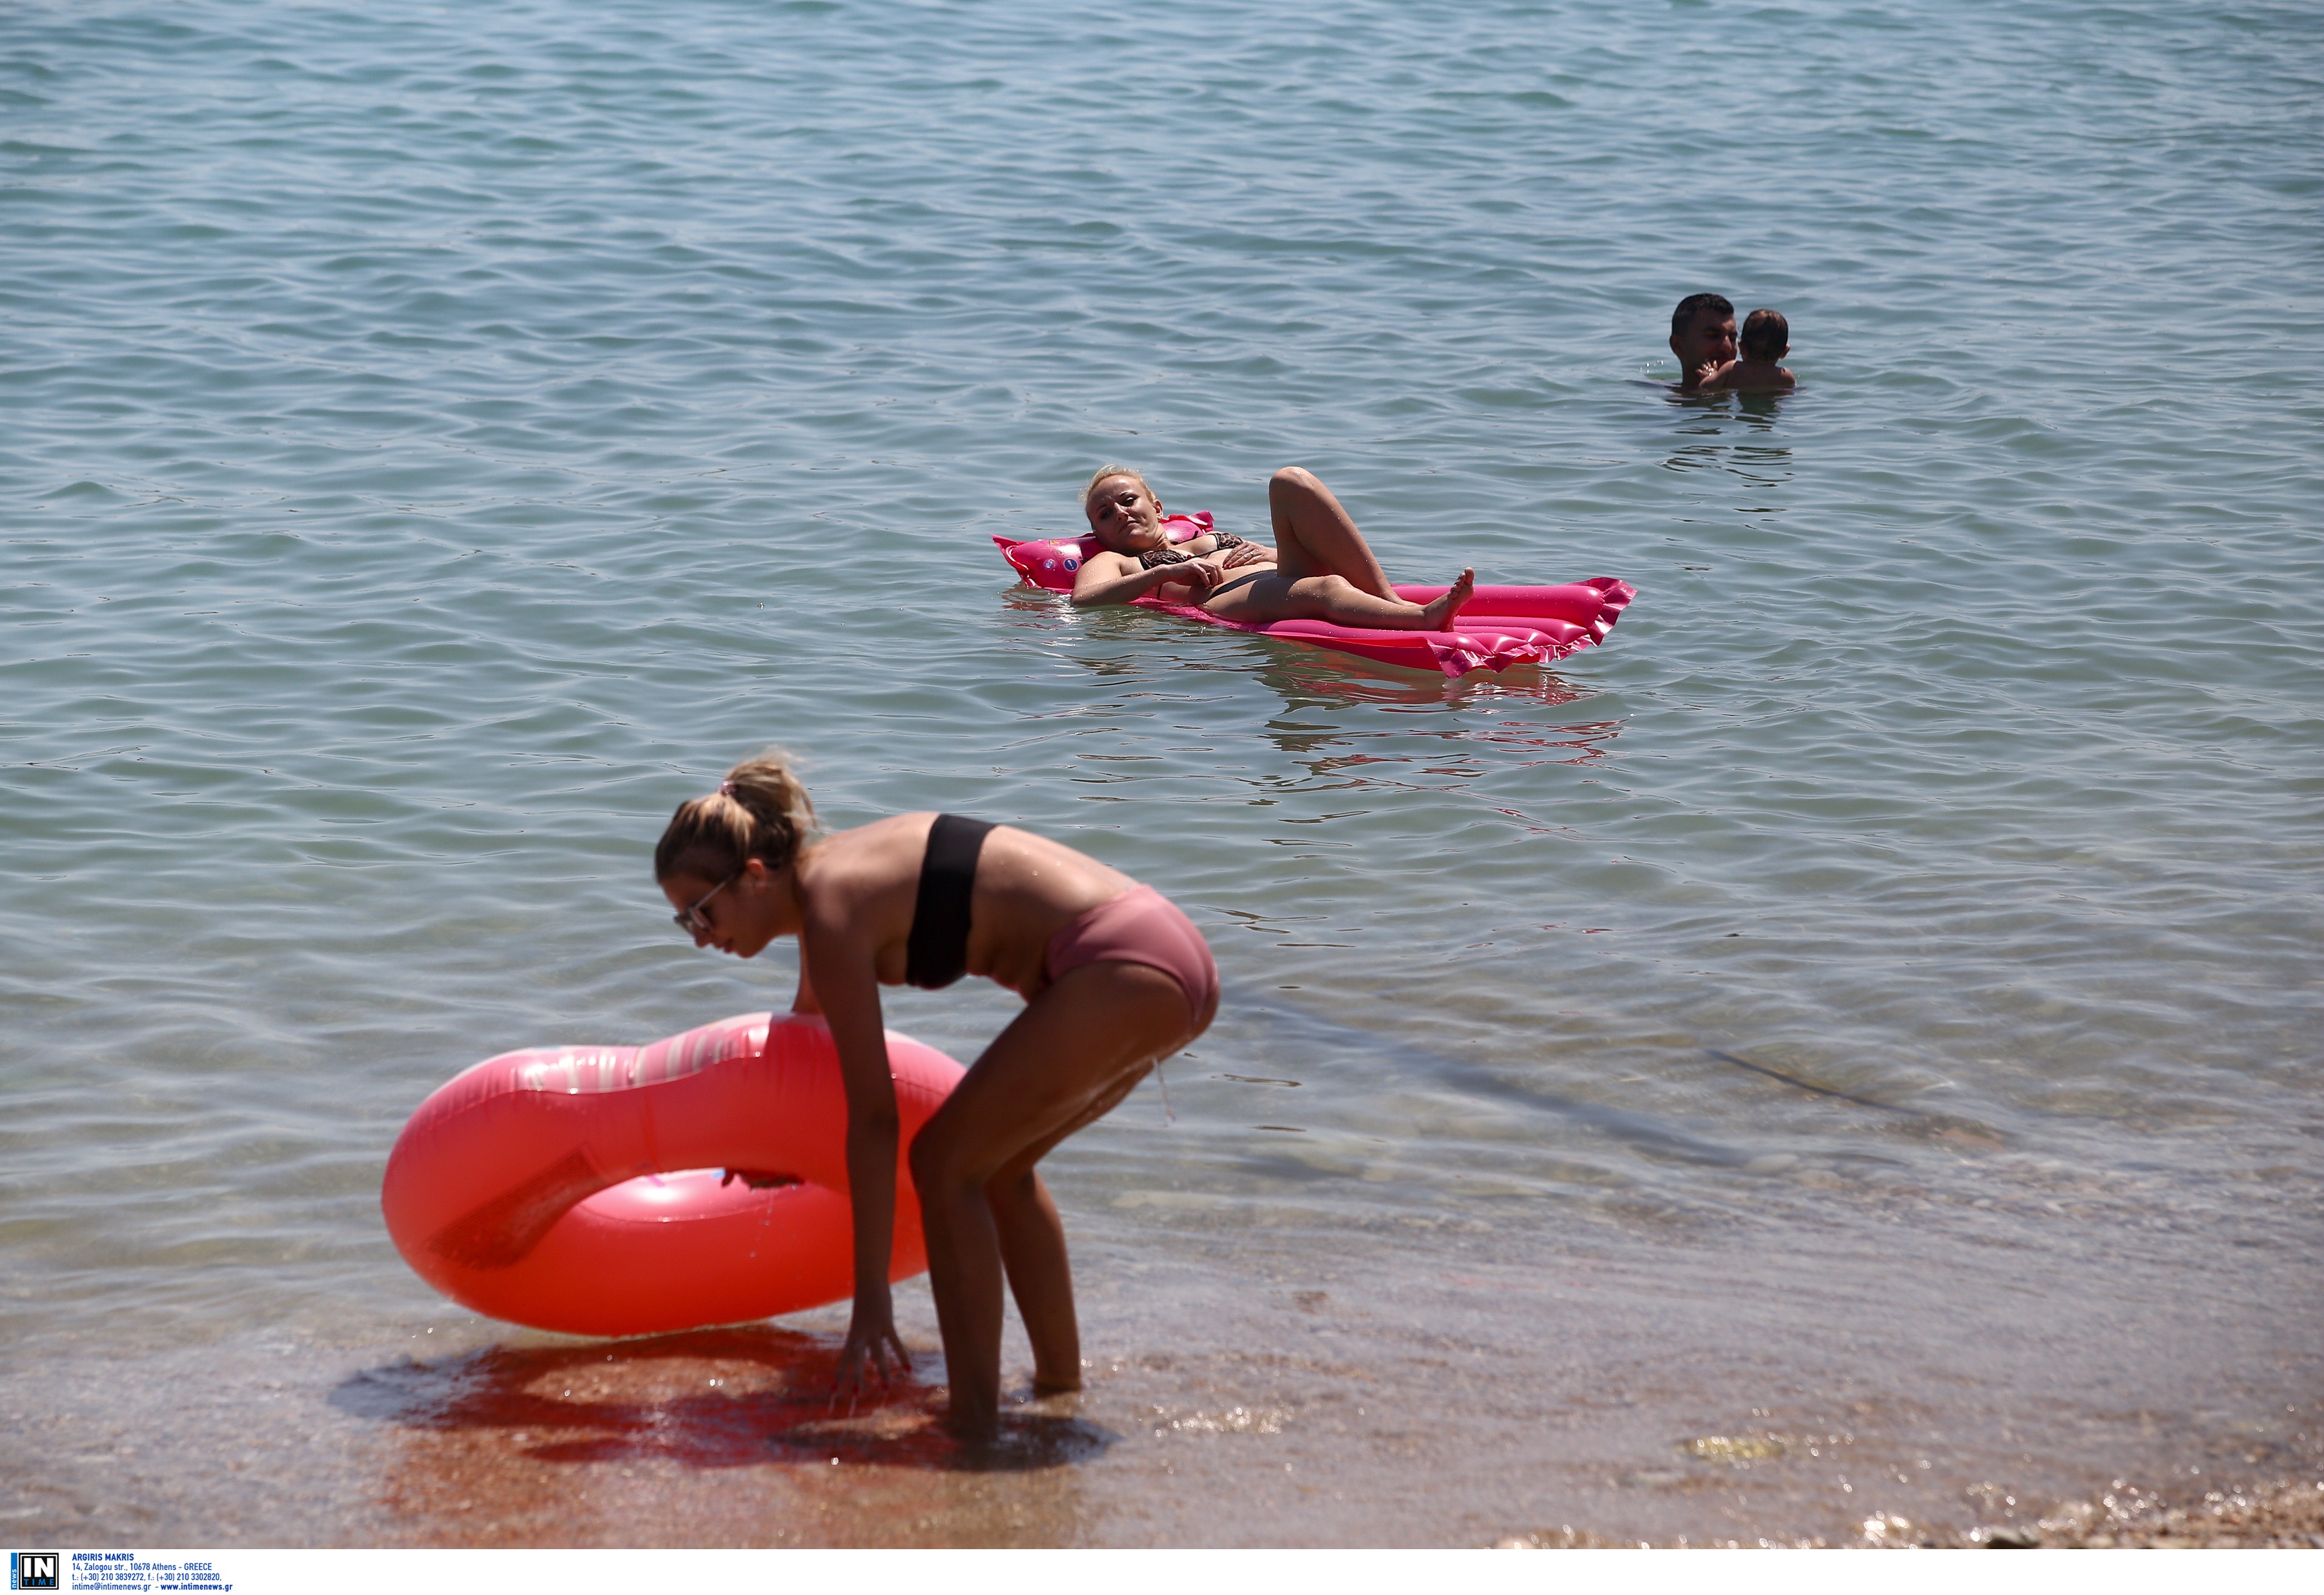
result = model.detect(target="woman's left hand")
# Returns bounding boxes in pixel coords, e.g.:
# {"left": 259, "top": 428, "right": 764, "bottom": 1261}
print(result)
{"left": 1163, "top": 557, "right": 1224, "bottom": 591}
{"left": 835, "top": 1297, "right": 912, "bottom": 1401}
{"left": 1219, "top": 541, "right": 1276, "bottom": 570}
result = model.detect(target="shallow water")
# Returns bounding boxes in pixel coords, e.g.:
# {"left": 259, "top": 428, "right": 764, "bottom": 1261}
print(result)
{"left": 5, "top": 0, "right": 2321, "bottom": 1547}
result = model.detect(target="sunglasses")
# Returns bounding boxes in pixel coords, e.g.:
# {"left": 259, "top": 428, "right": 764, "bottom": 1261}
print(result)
{"left": 673, "top": 869, "right": 742, "bottom": 937}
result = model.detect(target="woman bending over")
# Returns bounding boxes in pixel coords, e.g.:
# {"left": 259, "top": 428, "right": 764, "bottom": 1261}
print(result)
{"left": 1071, "top": 465, "right": 1475, "bottom": 631}
{"left": 656, "top": 755, "right": 1217, "bottom": 1442}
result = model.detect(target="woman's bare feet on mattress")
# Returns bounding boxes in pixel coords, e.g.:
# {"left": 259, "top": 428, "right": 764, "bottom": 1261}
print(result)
{"left": 1419, "top": 568, "right": 1476, "bottom": 631}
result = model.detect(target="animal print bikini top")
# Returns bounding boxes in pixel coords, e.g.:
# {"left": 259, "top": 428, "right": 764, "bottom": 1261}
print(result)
{"left": 1138, "top": 532, "right": 1249, "bottom": 570}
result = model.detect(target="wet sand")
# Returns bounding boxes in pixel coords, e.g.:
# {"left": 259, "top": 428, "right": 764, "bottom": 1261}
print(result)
{"left": 11, "top": 1333, "right": 2314, "bottom": 1549}
{"left": 8, "top": 1228, "right": 2316, "bottom": 1548}
{"left": 1912, "top": 1475, "right": 2324, "bottom": 1550}
{"left": 2023, "top": 1478, "right": 2324, "bottom": 1549}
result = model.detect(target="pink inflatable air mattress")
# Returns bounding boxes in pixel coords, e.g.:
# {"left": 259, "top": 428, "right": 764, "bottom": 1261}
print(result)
{"left": 995, "top": 514, "right": 1634, "bottom": 678}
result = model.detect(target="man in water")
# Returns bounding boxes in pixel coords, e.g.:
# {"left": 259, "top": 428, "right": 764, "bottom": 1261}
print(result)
{"left": 1668, "top": 291, "right": 1737, "bottom": 393}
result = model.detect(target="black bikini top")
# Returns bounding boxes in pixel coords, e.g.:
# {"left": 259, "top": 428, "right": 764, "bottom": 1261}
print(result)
{"left": 1137, "top": 531, "right": 1246, "bottom": 570}
{"left": 904, "top": 813, "right": 994, "bottom": 990}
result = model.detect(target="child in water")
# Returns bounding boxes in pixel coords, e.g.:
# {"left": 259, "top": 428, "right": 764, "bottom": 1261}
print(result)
{"left": 1700, "top": 307, "right": 1797, "bottom": 392}
{"left": 655, "top": 753, "right": 1218, "bottom": 1441}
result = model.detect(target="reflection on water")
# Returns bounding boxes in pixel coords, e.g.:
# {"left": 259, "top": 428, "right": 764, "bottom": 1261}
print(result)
{"left": 335, "top": 1326, "right": 1111, "bottom": 1475}
{"left": 1249, "top": 645, "right": 1597, "bottom": 715}
{"left": 1662, "top": 389, "right": 1798, "bottom": 425}
{"left": 1729, "top": 392, "right": 1793, "bottom": 423}
{"left": 1662, "top": 434, "right": 1795, "bottom": 482}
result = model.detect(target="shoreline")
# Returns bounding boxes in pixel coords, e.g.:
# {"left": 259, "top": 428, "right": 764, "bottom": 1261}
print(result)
{"left": 1917, "top": 1472, "right": 2324, "bottom": 1550}
{"left": 8, "top": 1308, "right": 2317, "bottom": 1549}
{"left": 1500, "top": 1472, "right": 2324, "bottom": 1549}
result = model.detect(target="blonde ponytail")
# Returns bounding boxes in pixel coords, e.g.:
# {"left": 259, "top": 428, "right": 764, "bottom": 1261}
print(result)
{"left": 653, "top": 749, "right": 818, "bottom": 883}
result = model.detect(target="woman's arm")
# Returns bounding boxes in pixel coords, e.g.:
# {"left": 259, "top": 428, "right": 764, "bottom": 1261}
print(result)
{"left": 1070, "top": 550, "right": 1223, "bottom": 607}
{"left": 799, "top": 911, "right": 910, "bottom": 1396}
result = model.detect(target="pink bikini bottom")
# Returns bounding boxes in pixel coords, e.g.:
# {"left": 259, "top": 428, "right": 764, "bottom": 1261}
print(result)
{"left": 1043, "top": 884, "right": 1219, "bottom": 1038}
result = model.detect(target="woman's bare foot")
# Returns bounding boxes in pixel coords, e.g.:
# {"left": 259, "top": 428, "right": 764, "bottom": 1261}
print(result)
{"left": 1417, "top": 568, "right": 1475, "bottom": 631}
{"left": 941, "top": 1405, "right": 1001, "bottom": 1444}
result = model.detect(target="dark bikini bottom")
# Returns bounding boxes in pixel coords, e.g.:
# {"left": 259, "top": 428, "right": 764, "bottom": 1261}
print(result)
{"left": 1201, "top": 568, "right": 1272, "bottom": 602}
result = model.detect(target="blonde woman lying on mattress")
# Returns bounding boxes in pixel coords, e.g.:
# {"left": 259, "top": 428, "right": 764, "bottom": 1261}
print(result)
{"left": 1070, "top": 465, "right": 1474, "bottom": 631}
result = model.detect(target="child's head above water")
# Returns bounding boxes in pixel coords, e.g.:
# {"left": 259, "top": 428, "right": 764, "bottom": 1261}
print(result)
{"left": 1740, "top": 307, "right": 1789, "bottom": 363}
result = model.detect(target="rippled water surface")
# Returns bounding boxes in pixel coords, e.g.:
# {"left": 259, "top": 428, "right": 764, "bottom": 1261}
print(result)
{"left": 5, "top": 0, "right": 2321, "bottom": 1548}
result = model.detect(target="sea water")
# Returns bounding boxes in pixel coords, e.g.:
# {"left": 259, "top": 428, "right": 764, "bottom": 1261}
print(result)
{"left": 3, "top": 0, "right": 2320, "bottom": 1547}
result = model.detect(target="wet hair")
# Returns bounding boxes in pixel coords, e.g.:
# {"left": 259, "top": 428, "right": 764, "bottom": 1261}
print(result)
{"left": 1082, "top": 463, "right": 1156, "bottom": 510}
{"left": 1670, "top": 292, "right": 1734, "bottom": 339}
{"left": 1740, "top": 307, "right": 1789, "bottom": 361}
{"left": 653, "top": 749, "right": 818, "bottom": 885}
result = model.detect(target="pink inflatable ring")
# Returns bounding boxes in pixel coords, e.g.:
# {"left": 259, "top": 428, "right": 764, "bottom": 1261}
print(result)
{"left": 382, "top": 1012, "right": 964, "bottom": 1337}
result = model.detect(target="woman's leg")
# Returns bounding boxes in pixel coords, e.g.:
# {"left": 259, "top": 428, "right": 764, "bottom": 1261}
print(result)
{"left": 984, "top": 1057, "right": 1154, "bottom": 1396}
{"left": 1287, "top": 571, "right": 1475, "bottom": 630}
{"left": 986, "top": 1168, "right": 1079, "bottom": 1393}
{"left": 908, "top": 960, "right": 1194, "bottom": 1440}
{"left": 1257, "top": 467, "right": 1474, "bottom": 629}
{"left": 1207, "top": 567, "right": 1475, "bottom": 631}
{"left": 1267, "top": 466, "right": 1396, "bottom": 597}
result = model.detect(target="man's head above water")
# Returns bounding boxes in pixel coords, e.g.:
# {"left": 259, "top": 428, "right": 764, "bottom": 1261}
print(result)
{"left": 1669, "top": 292, "right": 1737, "bottom": 392}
